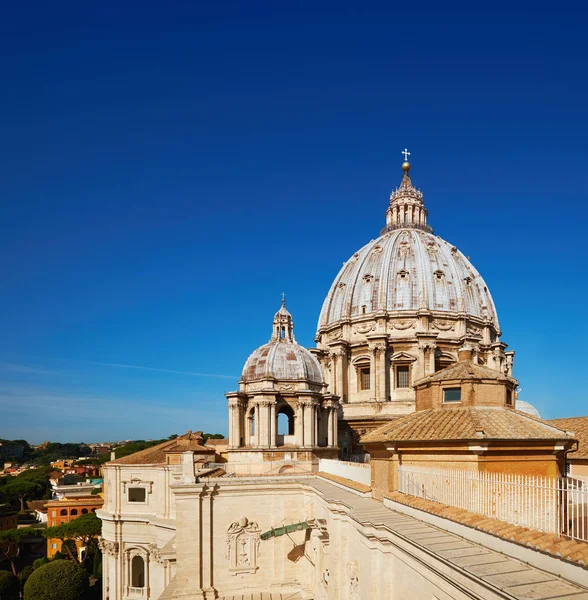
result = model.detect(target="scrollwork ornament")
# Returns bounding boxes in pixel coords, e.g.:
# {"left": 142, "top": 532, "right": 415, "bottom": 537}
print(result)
{"left": 431, "top": 320, "right": 455, "bottom": 331}
{"left": 391, "top": 320, "right": 416, "bottom": 330}
{"left": 352, "top": 323, "right": 375, "bottom": 334}
{"left": 98, "top": 539, "right": 119, "bottom": 557}
{"left": 149, "top": 543, "right": 164, "bottom": 564}
{"left": 326, "top": 329, "right": 343, "bottom": 342}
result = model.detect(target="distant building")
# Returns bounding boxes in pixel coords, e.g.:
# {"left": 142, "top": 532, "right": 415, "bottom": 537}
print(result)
{"left": 26, "top": 500, "right": 49, "bottom": 524}
{"left": 91, "top": 445, "right": 112, "bottom": 456}
{"left": 203, "top": 437, "right": 228, "bottom": 463}
{"left": 45, "top": 496, "right": 103, "bottom": 559}
{"left": 50, "top": 459, "right": 75, "bottom": 470}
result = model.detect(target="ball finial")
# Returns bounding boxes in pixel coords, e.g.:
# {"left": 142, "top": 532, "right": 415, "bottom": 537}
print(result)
{"left": 401, "top": 148, "right": 411, "bottom": 172}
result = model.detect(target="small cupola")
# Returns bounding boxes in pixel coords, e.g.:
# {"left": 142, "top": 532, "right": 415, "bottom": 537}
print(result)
{"left": 271, "top": 298, "right": 295, "bottom": 342}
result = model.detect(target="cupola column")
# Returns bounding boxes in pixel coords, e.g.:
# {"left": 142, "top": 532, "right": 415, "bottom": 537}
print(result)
{"left": 227, "top": 395, "right": 243, "bottom": 449}
{"left": 328, "top": 342, "right": 349, "bottom": 402}
{"left": 327, "top": 408, "right": 334, "bottom": 447}
{"left": 295, "top": 404, "right": 304, "bottom": 446}
{"left": 301, "top": 399, "right": 315, "bottom": 447}
{"left": 257, "top": 398, "right": 274, "bottom": 448}
{"left": 368, "top": 336, "right": 388, "bottom": 402}
{"left": 269, "top": 401, "right": 277, "bottom": 448}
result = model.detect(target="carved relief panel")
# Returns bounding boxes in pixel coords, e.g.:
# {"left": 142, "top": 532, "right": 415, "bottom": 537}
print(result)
{"left": 227, "top": 516, "right": 260, "bottom": 575}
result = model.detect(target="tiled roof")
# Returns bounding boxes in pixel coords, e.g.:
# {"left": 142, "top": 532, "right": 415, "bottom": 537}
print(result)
{"left": 361, "top": 407, "right": 575, "bottom": 444}
{"left": 548, "top": 416, "right": 588, "bottom": 459}
{"left": 26, "top": 500, "right": 48, "bottom": 512}
{"left": 108, "top": 431, "right": 214, "bottom": 465}
{"left": 415, "top": 361, "right": 515, "bottom": 385}
{"left": 386, "top": 491, "right": 588, "bottom": 568}
{"left": 204, "top": 438, "right": 228, "bottom": 447}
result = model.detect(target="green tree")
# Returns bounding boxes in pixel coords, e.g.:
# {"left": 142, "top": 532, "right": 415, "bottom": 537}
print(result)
{"left": 0, "top": 467, "right": 52, "bottom": 511}
{"left": 18, "top": 565, "right": 34, "bottom": 590}
{"left": 0, "top": 528, "right": 44, "bottom": 576}
{"left": 32, "top": 557, "right": 49, "bottom": 570}
{"left": 203, "top": 433, "right": 225, "bottom": 442}
{"left": 43, "top": 512, "right": 101, "bottom": 567}
{"left": 7, "top": 481, "right": 43, "bottom": 513}
{"left": 24, "top": 560, "right": 89, "bottom": 600}
{"left": 0, "top": 570, "right": 20, "bottom": 600}
{"left": 92, "top": 550, "right": 102, "bottom": 579}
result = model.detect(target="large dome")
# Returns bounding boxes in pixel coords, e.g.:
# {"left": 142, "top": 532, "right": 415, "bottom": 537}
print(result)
{"left": 241, "top": 302, "right": 324, "bottom": 385}
{"left": 242, "top": 341, "right": 323, "bottom": 383}
{"left": 318, "top": 228, "right": 498, "bottom": 330}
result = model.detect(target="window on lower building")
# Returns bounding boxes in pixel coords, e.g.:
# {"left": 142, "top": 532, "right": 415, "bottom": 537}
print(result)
{"left": 443, "top": 387, "right": 461, "bottom": 403}
{"left": 506, "top": 389, "right": 513, "bottom": 406}
{"left": 131, "top": 555, "right": 145, "bottom": 588}
{"left": 359, "top": 366, "right": 370, "bottom": 391}
{"left": 128, "top": 487, "right": 147, "bottom": 503}
{"left": 51, "top": 543, "right": 57, "bottom": 549}
{"left": 396, "top": 365, "right": 410, "bottom": 388}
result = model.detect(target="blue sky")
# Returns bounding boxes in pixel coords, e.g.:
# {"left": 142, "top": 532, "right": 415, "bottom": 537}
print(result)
{"left": 0, "top": 2, "right": 587, "bottom": 443}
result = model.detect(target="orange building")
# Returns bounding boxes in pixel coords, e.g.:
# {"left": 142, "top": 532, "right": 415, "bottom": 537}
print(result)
{"left": 44, "top": 496, "right": 103, "bottom": 559}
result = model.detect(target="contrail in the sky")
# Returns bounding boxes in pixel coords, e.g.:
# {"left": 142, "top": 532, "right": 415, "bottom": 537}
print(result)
{"left": 79, "top": 360, "right": 237, "bottom": 380}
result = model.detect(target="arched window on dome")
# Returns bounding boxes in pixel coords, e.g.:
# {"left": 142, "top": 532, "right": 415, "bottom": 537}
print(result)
{"left": 353, "top": 356, "right": 371, "bottom": 392}
{"left": 435, "top": 349, "right": 455, "bottom": 373}
{"left": 281, "top": 326, "right": 285, "bottom": 339}
{"left": 277, "top": 405, "right": 295, "bottom": 437}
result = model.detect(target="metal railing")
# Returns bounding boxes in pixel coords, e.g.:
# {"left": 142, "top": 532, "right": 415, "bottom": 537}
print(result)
{"left": 398, "top": 466, "right": 587, "bottom": 542}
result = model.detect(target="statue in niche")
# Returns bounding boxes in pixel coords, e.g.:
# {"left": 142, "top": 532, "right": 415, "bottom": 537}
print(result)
{"left": 227, "top": 516, "right": 260, "bottom": 575}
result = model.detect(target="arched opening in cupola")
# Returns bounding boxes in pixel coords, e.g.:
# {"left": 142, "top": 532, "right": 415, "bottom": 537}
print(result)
{"left": 277, "top": 405, "right": 295, "bottom": 436}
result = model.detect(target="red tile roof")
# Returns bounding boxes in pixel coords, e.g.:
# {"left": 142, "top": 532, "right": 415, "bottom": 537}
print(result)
{"left": 109, "top": 431, "right": 215, "bottom": 465}
{"left": 548, "top": 416, "right": 588, "bottom": 459}
{"left": 361, "top": 407, "right": 575, "bottom": 444}
{"left": 415, "top": 361, "right": 516, "bottom": 386}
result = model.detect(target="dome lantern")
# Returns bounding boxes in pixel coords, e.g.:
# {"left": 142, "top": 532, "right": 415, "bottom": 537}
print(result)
{"left": 241, "top": 301, "right": 324, "bottom": 385}
{"left": 382, "top": 152, "right": 432, "bottom": 234}
{"left": 271, "top": 296, "right": 295, "bottom": 342}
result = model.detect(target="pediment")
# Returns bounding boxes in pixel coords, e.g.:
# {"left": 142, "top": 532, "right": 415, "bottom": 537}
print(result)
{"left": 390, "top": 351, "right": 417, "bottom": 362}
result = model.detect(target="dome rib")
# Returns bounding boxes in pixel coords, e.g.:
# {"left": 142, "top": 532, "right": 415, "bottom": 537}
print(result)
{"left": 317, "top": 229, "right": 499, "bottom": 331}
